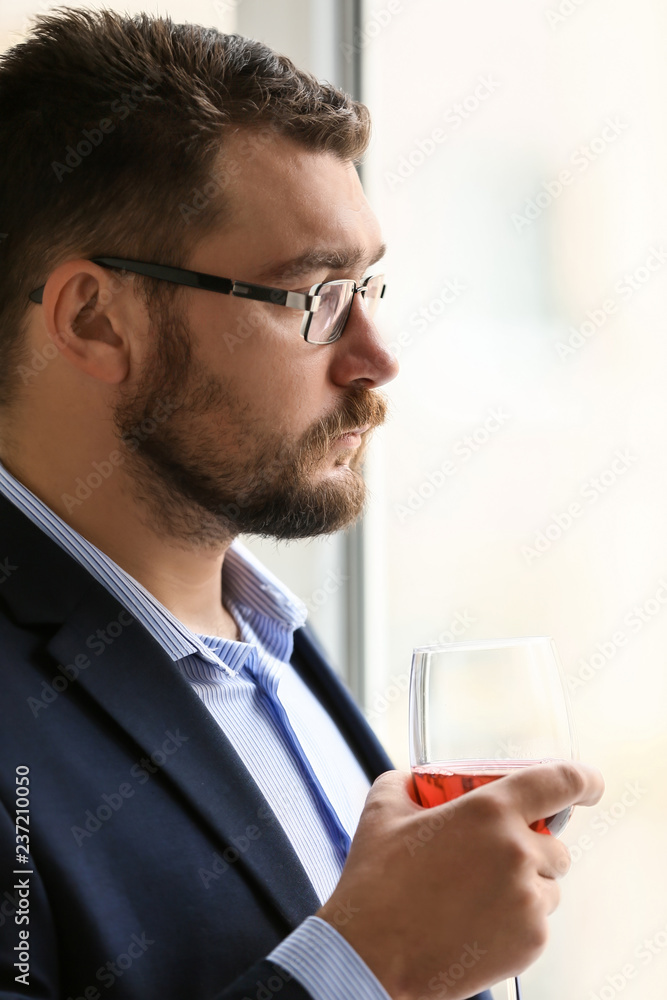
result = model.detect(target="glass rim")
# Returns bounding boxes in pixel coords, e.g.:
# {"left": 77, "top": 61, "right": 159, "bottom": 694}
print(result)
{"left": 411, "top": 635, "right": 555, "bottom": 654}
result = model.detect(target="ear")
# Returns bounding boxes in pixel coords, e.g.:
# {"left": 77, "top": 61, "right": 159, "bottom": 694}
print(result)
{"left": 40, "top": 259, "right": 143, "bottom": 385}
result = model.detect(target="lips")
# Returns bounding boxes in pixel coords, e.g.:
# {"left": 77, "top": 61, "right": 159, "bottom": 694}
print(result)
{"left": 339, "top": 423, "right": 371, "bottom": 436}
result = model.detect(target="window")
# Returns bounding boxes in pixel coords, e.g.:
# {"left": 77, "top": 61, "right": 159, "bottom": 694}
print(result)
{"left": 361, "top": 2, "right": 667, "bottom": 996}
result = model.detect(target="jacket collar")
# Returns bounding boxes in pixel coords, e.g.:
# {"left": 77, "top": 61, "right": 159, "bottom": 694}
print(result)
{"left": 0, "top": 491, "right": 322, "bottom": 926}
{"left": 0, "top": 488, "right": 394, "bottom": 927}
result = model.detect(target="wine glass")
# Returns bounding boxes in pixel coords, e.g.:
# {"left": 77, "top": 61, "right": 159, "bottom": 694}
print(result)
{"left": 409, "top": 636, "right": 578, "bottom": 1000}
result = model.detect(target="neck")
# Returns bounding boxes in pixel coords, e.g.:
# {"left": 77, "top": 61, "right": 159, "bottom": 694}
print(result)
{"left": 0, "top": 437, "right": 241, "bottom": 641}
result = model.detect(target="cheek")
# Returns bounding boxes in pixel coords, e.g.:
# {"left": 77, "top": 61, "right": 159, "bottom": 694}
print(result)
{"left": 198, "top": 299, "right": 293, "bottom": 363}
{"left": 262, "top": 361, "right": 326, "bottom": 435}
{"left": 191, "top": 300, "right": 330, "bottom": 428}
{"left": 257, "top": 357, "right": 334, "bottom": 443}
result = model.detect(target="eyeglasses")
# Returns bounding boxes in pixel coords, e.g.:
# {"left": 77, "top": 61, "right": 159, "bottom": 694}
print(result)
{"left": 28, "top": 256, "right": 387, "bottom": 345}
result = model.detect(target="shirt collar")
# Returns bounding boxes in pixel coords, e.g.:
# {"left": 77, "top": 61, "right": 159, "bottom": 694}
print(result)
{"left": 222, "top": 539, "right": 308, "bottom": 633}
{"left": 0, "top": 457, "right": 308, "bottom": 671}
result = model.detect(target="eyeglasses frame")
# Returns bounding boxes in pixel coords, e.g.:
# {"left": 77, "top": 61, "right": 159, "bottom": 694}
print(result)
{"left": 28, "top": 256, "right": 386, "bottom": 345}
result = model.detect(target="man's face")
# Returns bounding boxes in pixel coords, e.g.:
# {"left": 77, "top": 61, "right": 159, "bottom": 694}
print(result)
{"left": 113, "top": 129, "right": 399, "bottom": 544}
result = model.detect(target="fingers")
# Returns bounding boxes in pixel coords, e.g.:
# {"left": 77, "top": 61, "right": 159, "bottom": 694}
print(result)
{"left": 368, "top": 763, "right": 605, "bottom": 836}
{"left": 534, "top": 832, "right": 571, "bottom": 880}
{"left": 499, "top": 760, "right": 605, "bottom": 827}
{"left": 369, "top": 768, "right": 413, "bottom": 796}
{"left": 364, "top": 769, "right": 421, "bottom": 817}
{"left": 536, "top": 869, "right": 562, "bottom": 917}
{"left": 526, "top": 839, "right": 568, "bottom": 924}
{"left": 369, "top": 768, "right": 423, "bottom": 805}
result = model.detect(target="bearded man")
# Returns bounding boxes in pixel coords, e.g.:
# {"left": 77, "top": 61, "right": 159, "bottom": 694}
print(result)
{"left": 0, "top": 10, "right": 603, "bottom": 1000}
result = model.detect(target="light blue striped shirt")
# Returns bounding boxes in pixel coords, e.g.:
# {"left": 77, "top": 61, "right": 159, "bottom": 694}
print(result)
{"left": 0, "top": 459, "right": 392, "bottom": 1000}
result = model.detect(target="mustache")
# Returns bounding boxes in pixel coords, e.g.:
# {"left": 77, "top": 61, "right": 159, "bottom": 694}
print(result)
{"left": 298, "top": 388, "right": 389, "bottom": 461}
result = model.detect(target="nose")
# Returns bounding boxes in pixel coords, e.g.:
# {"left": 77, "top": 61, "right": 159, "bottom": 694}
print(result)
{"left": 327, "top": 291, "right": 399, "bottom": 389}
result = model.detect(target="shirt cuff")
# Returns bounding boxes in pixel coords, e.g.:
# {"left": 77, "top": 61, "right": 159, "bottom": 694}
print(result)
{"left": 267, "top": 914, "right": 393, "bottom": 1000}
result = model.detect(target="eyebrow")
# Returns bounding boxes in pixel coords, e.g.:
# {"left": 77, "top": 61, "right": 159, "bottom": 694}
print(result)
{"left": 254, "top": 240, "right": 388, "bottom": 285}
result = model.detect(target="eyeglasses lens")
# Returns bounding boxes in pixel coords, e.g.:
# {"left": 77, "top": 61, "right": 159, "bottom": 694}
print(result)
{"left": 307, "top": 276, "right": 385, "bottom": 344}
{"left": 308, "top": 283, "right": 351, "bottom": 344}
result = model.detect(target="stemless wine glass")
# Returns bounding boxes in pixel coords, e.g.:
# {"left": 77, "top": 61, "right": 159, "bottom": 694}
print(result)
{"left": 409, "top": 636, "right": 578, "bottom": 1000}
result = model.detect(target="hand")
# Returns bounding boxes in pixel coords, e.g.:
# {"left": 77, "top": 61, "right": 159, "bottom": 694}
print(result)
{"left": 316, "top": 760, "right": 604, "bottom": 1000}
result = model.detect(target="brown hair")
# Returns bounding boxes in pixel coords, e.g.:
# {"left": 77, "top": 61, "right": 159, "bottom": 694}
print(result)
{"left": 0, "top": 7, "right": 371, "bottom": 409}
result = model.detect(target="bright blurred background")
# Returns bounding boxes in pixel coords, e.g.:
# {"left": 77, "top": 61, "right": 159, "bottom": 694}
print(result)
{"left": 3, "top": 1, "right": 667, "bottom": 997}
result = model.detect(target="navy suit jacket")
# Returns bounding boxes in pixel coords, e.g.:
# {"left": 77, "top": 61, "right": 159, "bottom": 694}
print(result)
{"left": 0, "top": 491, "right": 492, "bottom": 1000}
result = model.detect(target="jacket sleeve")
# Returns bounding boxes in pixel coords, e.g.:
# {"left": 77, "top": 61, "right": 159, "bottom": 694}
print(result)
{"left": 1, "top": 792, "right": 492, "bottom": 1000}
{"left": 214, "top": 916, "right": 494, "bottom": 1000}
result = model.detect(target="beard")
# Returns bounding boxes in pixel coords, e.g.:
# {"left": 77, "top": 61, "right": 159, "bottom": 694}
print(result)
{"left": 111, "top": 302, "right": 388, "bottom": 548}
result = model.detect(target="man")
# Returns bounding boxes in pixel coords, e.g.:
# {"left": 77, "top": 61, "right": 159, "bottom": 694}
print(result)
{"left": 0, "top": 10, "right": 603, "bottom": 1000}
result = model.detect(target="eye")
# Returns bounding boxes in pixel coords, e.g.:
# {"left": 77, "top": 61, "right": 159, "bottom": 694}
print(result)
{"left": 292, "top": 272, "right": 371, "bottom": 297}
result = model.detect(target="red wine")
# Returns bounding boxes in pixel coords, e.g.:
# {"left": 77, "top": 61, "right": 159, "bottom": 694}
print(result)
{"left": 412, "top": 760, "right": 572, "bottom": 836}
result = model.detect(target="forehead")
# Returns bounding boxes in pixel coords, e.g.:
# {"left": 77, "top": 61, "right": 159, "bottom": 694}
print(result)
{"left": 213, "top": 129, "right": 383, "bottom": 274}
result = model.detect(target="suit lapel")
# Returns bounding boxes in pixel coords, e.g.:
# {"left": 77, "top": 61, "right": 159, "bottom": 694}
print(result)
{"left": 0, "top": 492, "right": 321, "bottom": 926}
{"left": 44, "top": 591, "right": 323, "bottom": 926}
{"left": 0, "top": 489, "right": 393, "bottom": 930}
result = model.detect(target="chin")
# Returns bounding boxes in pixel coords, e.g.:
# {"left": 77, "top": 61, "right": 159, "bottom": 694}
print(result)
{"left": 333, "top": 455, "right": 361, "bottom": 472}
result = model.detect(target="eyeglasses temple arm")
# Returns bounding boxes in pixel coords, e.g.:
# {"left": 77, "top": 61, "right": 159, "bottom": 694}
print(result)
{"left": 27, "top": 257, "right": 325, "bottom": 312}
{"left": 28, "top": 256, "right": 236, "bottom": 304}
